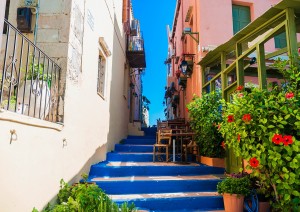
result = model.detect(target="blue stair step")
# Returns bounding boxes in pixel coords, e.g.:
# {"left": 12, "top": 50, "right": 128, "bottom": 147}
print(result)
{"left": 89, "top": 162, "right": 225, "bottom": 177}
{"left": 107, "top": 152, "right": 153, "bottom": 162}
{"left": 127, "top": 135, "right": 156, "bottom": 139}
{"left": 113, "top": 194, "right": 224, "bottom": 211}
{"left": 93, "top": 179, "right": 221, "bottom": 194}
{"left": 122, "top": 139, "right": 156, "bottom": 145}
{"left": 115, "top": 144, "right": 153, "bottom": 153}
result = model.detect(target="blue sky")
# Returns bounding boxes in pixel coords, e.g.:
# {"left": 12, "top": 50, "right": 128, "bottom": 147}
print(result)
{"left": 131, "top": 0, "right": 176, "bottom": 126}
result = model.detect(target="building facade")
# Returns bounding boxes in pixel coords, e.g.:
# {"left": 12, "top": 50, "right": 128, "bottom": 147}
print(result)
{"left": 0, "top": 0, "right": 145, "bottom": 211}
{"left": 166, "top": 0, "right": 283, "bottom": 120}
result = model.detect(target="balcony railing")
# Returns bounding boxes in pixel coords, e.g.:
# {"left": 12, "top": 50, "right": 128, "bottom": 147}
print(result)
{"left": 126, "top": 36, "right": 146, "bottom": 68}
{"left": 0, "top": 19, "right": 62, "bottom": 123}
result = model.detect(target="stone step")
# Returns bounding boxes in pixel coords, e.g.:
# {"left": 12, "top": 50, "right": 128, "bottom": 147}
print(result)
{"left": 89, "top": 162, "right": 225, "bottom": 178}
{"left": 122, "top": 138, "right": 156, "bottom": 145}
{"left": 107, "top": 152, "right": 153, "bottom": 162}
{"left": 115, "top": 144, "right": 153, "bottom": 153}
{"left": 112, "top": 192, "right": 224, "bottom": 211}
{"left": 91, "top": 175, "right": 222, "bottom": 195}
{"left": 127, "top": 135, "right": 156, "bottom": 140}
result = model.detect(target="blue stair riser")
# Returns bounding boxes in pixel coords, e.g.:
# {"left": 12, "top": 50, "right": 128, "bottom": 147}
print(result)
{"left": 94, "top": 179, "right": 221, "bottom": 194}
{"left": 127, "top": 135, "right": 156, "bottom": 139}
{"left": 107, "top": 152, "right": 153, "bottom": 162}
{"left": 115, "top": 144, "right": 153, "bottom": 153}
{"left": 122, "top": 139, "right": 156, "bottom": 145}
{"left": 89, "top": 164, "right": 225, "bottom": 177}
{"left": 107, "top": 152, "right": 195, "bottom": 162}
{"left": 114, "top": 196, "right": 224, "bottom": 211}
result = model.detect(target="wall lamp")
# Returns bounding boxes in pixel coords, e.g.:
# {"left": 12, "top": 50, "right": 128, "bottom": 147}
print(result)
{"left": 180, "top": 60, "right": 193, "bottom": 78}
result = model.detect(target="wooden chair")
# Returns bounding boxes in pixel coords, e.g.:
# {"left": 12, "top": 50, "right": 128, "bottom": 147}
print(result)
{"left": 183, "top": 140, "right": 200, "bottom": 162}
{"left": 153, "top": 129, "right": 172, "bottom": 162}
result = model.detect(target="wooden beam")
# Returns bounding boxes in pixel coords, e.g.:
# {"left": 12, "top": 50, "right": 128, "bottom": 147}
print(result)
{"left": 221, "top": 52, "right": 227, "bottom": 99}
{"left": 257, "top": 44, "right": 267, "bottom": 89}
{"left": 285, "top": 8, "right": 298, "bottom": 65}
{"left": 236, "top": 43, "right": 244, "bottom": 86}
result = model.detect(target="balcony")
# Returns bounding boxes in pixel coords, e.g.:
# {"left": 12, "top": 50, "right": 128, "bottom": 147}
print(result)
{"left": 126, "top": 36, "right": 146, "bottom": 68}
{"left": 0, "top": 19, "right": 62, "bottom": 123}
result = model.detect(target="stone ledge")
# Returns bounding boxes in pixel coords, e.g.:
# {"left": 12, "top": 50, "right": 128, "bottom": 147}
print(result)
{"left": 0, "top": 110, "right": 64, "bottom": 131}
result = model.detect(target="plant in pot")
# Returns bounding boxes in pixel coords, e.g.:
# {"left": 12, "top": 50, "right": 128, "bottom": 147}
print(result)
{"left": 18, "top": 61, "right": 52, "bottom": 119}
{"left": 186, "top": 91, "right": 225, "bottom": 167}
{"left": 217, "top": 172, "right": 251, "bottom": 212}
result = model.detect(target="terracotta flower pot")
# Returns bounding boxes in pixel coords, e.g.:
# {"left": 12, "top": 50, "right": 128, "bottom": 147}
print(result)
{"left": 200, "top": 156, "right": 225, "bottom": 168}
{"left": 223, "top": 193, "right": 244, "bottom": 212}
{"left": 259, "top": 201, "right": 270, "bottom": 212}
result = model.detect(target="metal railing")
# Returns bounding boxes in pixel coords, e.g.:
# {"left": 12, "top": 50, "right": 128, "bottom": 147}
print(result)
{"left": 127, "top": 36, "right": 144, "bottom": 52}
{"left": 0, "top": 19, "right": 62, "bottom": 123}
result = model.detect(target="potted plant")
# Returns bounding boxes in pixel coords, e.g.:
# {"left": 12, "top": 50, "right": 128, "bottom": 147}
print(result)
{"left": 217, "top": 172, "right": 251, "bottom": 212}
{"left": 186, "top": 91, "right": 225, "bottom": 167}
{"left": 18, "top": 61, "right": 51, "bottom": 119}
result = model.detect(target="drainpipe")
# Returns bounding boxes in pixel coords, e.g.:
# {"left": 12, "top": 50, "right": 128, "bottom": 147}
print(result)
{"left": 33, "top": 0, "right": 40, "bottom": 44}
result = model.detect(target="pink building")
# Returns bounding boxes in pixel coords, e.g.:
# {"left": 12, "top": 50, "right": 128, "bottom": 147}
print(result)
{"left": 166, "top": 0, "right": 283, "bottom": 120}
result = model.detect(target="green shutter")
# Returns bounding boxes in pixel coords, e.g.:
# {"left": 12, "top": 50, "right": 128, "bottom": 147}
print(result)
{"left": 274, "top": 32, "right": 287, "bottom": 48}
{"left": 232, "top": 5, "right": 251, "bottom": 34}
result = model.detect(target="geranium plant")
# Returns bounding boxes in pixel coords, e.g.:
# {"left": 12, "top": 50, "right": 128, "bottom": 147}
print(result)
{"left": 218, "top": 59, "right": 300, "bottom": 210}
{"left": 187, "top": 91, "right": 225, "bottom": 158}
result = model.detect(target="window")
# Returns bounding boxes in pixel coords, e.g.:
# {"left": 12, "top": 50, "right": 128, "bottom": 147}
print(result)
{"left": 274, "top": 32, "right": 287, "bottom": 49}
{"left": 3, "top": 0, "right": 10, "bottom": 34}
{"left": 97, "top": 54, "right": 106, "bottom": 98}
{"left": 232, "top": 5, "right": 250, "bottom": 34}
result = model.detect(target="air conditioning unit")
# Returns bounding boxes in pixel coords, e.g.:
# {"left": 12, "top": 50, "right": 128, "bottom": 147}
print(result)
{"left": 202, "top": 45, "right": 217, "bottom": 52}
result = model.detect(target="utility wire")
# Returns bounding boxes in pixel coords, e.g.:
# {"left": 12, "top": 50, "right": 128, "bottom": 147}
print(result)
{"left": 104, "top": 0, "right": 127, "bottom": 57}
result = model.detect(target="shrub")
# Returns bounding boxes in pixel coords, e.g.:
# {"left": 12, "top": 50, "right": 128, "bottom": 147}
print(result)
{"left": 219, "top": 59, "right": 300, "bottom": 210}
{"left": 33, "top": 174, "right": 136, "bottom": 212}
{"left": 217, "top": 172, "right": 251, "bottom": 196}
{"left": 187, "top": 91, "right": 225, "bottom": 158}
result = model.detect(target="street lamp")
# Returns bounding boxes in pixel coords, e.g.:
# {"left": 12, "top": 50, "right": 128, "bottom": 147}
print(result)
{"left": 180, "top": 60, "right": 188, "bottom": 75}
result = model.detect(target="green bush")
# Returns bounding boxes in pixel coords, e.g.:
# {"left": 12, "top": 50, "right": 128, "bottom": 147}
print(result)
{"left": 186, "top": 91, "right": 225, "bottom": 158}
{"left": 33, "top": 174, "right": 136, "bottom": 212}
{"left": 219, "top": 59, "right": 300, "bottom": 210}
{"left": 217, "top": 173, "right": 251, "bottom": 196}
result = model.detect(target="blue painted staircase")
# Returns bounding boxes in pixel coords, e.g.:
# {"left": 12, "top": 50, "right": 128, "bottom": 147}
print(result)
{"left": 88, "top": 127, "right": 225, "bottom": 212}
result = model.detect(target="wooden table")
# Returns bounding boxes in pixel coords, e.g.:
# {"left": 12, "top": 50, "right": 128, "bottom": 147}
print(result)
{"left": 171, "top": 132, "right": 195, "bottom": 163}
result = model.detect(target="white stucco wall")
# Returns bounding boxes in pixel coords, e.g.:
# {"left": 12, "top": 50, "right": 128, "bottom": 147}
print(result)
{"left": 0, "top": 0, "right": 129, "bottom": 211}
{"left": 0, "top": 0, "right": 6, "bottom": 50}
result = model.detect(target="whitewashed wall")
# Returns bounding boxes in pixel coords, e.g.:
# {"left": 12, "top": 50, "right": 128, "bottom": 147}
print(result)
{"left": 0, "top": 0, "right": 129, "bottom": 211}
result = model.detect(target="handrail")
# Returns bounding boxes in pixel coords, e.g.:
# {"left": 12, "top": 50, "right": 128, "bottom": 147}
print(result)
{"left": 0, "top": 19, "right": 63, "bottom": 123}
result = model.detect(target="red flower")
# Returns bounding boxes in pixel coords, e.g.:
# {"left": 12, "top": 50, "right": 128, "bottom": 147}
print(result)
{"left": 242, "top": 114, "right": 251, "bottom": 123}
{"left": 285, "top": 92, "right": 294, "bottom": 99}
{"left": 237, "top": 85, "right": 244, "bottom": 91}
{"left": 272, "top": 134, "right": 283, "bottom": 145}
{"left": 186, "top": 107, "right": 189, "bottom": 112}
{"left": 282, "top": 135, "right": 293, "bottom": 146}
{"left": 227, "top": 115, "right": 234, "bottom": 123}
{"left": 237, "top": 134, "right": 241, "bottom": 142}
{"left": 238, "top": 93, "right": 244, "bottom": 98}
{"left": 221, "top": 141, "right": 225, "bottom": 149}
{"left": 249, "top": 157, "right": 259, "bottom": 168}
{"left": 217, "top": 124, "right": 221, "bottom": 130}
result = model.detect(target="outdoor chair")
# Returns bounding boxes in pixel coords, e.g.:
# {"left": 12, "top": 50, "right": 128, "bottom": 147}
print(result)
{"left": 153, "top": 128, "right": 172, "bottom": 162}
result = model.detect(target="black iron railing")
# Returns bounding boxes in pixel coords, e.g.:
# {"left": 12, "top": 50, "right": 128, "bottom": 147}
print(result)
{"left": 0, "top": 19, "right": 62, "bottom": 123}
{"left": 127, "top": 36, "right": 144, "bottom": 52}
